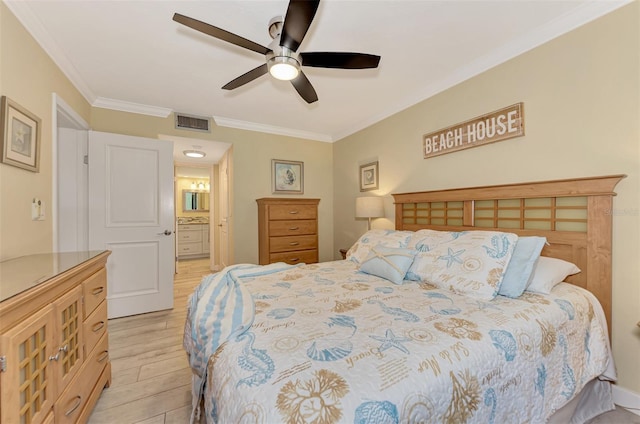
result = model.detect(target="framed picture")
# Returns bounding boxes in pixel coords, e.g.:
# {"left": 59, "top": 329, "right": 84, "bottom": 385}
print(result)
{"left": 0, "top": 96, "right": 41, "bottom": 172}
{"left": 272, "top": 159, "right": 304, "bottom": 194}
{"left": 359, "top": 161, "right": 379, "bottom": 191}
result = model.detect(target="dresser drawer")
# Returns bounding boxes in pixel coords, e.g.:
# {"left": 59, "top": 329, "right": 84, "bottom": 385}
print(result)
{"left": 269, "top": 204, "right": 317, "bottom": 220}
{"left": 54, "top": 334, "right": 108, "bottom": 424}
{"left": 178, "top": 231, "right": 202, "bottom": 242}
{"left": 84, "top": 301, "right": 107, "bottom": 357}
{"left": 179, "top": 224, "right": 204, "bottom": 231}
{"left": 177, "top": 242, "right": 202, "bottom": 255}
{"left": 269, "top": 219, "right": 316, "bottom": 236}
{"left": 270, "top": 249, "right": 318, "bottom": 265}
{"left": 83, "top": 268, "right": 107, "bottom": 318}
{"left": 270, "top": 235, "right": 317, "bottom": 253}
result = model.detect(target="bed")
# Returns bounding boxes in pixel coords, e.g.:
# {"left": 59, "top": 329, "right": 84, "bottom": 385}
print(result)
{"left": 184, "top": 174, "right": 625, "bottom": 424}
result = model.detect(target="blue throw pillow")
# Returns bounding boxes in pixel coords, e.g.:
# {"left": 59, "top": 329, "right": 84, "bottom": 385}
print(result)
{"left": 498, "top": 236, "right": 546, "bottom": 298}
{"left": 359, "top": 245, "right": 417, "bottom": 285}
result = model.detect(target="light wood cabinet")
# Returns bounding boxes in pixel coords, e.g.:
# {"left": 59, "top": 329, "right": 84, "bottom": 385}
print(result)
{"left": 257, "top": 198, "right": 320, "bottom": 265}
{"left": 0, "top": 251, "right": 111, "bottom": 424}
{"left": 177, "top": 224, "right": 210, "bottom": 259}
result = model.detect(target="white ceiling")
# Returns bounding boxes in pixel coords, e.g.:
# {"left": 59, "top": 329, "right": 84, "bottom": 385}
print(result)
{"left": 7, "top": 0, "right": 629, "bottom": 152}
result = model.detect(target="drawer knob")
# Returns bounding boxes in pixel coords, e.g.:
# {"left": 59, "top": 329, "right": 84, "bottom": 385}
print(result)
{"left": 289, "top": 210, "right": 299, "bottom": 214}
{"left": 289, "top": 227, "right": 300, "bottom": 231}
{"left": 290, "top": 258, "right": 300, "bottom": 262}
{"left": 64, "top": 395, "right": 82, "bottom": 416}
{"left": 91, "top": 287, "right": 104, "bottom": 296}
{"left": 92, "top": 321, "right": 105, "bottom": 332}
{"left": 289, "top": 242, "right": 300, "bottom": 246}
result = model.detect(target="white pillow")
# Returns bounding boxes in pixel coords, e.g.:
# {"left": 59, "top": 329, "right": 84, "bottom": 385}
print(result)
{"left": 525, "top": 256, "right": 581, "bottom": 294}
{"left": 346, "top": 229, "right": 414, "bottom": 264}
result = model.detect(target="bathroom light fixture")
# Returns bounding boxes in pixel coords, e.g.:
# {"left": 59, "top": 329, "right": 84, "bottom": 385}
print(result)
{"left": 183, "top": 150, "right": 206, "bottom": 158}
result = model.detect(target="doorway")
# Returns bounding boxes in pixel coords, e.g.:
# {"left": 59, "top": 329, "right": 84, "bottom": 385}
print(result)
{"left": 175, "top": 164, "right": 215, "bottom": 269}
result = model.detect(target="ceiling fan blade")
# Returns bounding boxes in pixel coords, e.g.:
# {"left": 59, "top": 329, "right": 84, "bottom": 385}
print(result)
{"left": 173, "top": 13, "right": 271, "bottom": 55}
{"left": 300, "top": 52, "right": 381, "bottom": 69}
{"left": 280, "top": 0, "right": 320, "bottom": 52}
{"left": 222, "top": 64, "right": 269, "bottom": 90}
{"left": 291, "top": 71, "right": 318, "bottom": 104}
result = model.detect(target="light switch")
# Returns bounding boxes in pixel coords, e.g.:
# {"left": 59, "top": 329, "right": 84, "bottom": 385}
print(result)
{"left": 32, "top": 198, "right": 45, "bottom": 221}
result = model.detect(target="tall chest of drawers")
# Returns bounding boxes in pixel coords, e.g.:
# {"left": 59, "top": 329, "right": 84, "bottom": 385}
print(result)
{"left": 0, "top": 251, "right": 111, "bottom": 424}
{"left": 257, "top": 198, "right": 320, "bottom": 265}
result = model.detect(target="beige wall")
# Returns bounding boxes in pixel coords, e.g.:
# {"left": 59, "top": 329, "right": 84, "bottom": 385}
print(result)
{"left": 91, "top": 109, "right": 334, "bottom": 264}
{"left": 0, "top": 3, "right": 91, "bottom": 260}
{"left": 334, "top": 3, "right": 640, "bottom": 393}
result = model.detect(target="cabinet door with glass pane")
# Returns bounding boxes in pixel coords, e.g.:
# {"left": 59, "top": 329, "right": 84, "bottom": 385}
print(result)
{"left": 0, "top": 304, "right": 56, "bottom": 424}
{"left": 52, "top": 286, "right": 84, "bottom": 391}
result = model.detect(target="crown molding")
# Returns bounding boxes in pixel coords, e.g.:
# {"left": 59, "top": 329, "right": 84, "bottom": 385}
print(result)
{"left": 4, "top": 0, "right": 96, "bottom": 104}
{"left": 92, "top": 97, "right": 172, "bottom": 118}
{"left": 331, "top": 0, "right": 632, "bottom": 141}
{"left": 213, "top": 116, "right": 333, "bottom": 143}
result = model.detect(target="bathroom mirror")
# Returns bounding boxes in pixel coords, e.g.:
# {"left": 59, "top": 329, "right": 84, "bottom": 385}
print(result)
{"left": 183, "top": 190, "right": 210, "bottom": 212}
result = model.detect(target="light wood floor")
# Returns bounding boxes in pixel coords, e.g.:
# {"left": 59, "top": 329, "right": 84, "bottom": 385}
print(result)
{"left": 86, "top": 258, "right": 640, "bottom": 424}
{"left": 88, "top": 259, "right": 212, "bottom": 424}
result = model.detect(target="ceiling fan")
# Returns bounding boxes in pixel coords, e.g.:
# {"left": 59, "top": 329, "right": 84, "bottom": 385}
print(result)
{"left": 173, "top": 0, "right": 380, "bottom": 104}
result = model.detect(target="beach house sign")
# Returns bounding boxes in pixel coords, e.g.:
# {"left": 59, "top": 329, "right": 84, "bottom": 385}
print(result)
{"left": 423, "top": 103, "right": 524, "bottom": 158}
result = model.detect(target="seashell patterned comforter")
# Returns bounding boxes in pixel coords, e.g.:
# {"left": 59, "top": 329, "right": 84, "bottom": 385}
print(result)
{"left": 185, "top": 260, "right": 614, "bottom": 424}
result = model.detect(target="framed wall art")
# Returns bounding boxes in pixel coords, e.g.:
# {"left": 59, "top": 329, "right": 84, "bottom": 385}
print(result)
{"left": 0, "top": 96, "right": 41, "bottom": 172}
{"left": 359, "top": 161, "right": 379, "bottom": 191}
{"left": 272, "top": 159, "right": 304, "bottom": 194}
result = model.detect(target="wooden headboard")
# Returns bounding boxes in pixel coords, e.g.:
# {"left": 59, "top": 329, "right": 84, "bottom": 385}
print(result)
{"left": 392, "top": 175, "right": 625, "bottom": 335}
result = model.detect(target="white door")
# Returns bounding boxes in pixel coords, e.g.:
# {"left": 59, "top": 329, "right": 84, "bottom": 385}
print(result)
{"left": 88, "top": 131, "right": 174, "bottom": 318}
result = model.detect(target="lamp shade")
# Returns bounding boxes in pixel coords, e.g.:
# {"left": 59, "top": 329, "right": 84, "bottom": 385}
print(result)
{"left": 355, "top": 196, "right": 384, "bottom": 218}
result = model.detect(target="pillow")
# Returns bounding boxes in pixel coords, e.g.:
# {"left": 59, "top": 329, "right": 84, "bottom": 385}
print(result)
{"left": 406, "top": 229, "right": 458, "bottom": 252}
{"left": 407, "top": 230, "right": 518, "bottom": 300}
{"left": 525, "top": 256, "right": 581, "bottom": 294}
{"left": 498, "top": 236, "right": 547, "bottom": 298}
{"left": 346, "top": 229, "right": 414, "bottom": 264}
{"left": 359, "top": 245, "right": 417, "bottom": 285}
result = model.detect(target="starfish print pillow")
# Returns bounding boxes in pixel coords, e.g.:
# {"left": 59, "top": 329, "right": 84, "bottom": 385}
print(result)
{"left": 406, "top": 230, "right": 518, "bottom": 300}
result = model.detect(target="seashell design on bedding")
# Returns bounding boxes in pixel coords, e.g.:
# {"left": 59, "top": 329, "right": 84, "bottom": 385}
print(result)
{"left": 354, "top": 400, "right": 399, "bottom": 424}
{"left": 489, "top": 329, "right": 517, "bottom": 361}
{"left": 306, "top": 339, "right": 354, "bottom": 362}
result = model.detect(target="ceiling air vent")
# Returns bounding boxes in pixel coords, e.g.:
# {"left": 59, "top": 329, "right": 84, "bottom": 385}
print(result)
{"left": 175, "top": 113, "right": 210, "bottom": 133}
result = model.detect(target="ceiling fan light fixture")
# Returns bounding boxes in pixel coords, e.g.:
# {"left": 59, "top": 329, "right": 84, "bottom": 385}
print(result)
{"left": 183, "top": 150, "right": 206, "bottom": 158}
{"left": 268, "top": 56, "right": 300, "bottom": 81}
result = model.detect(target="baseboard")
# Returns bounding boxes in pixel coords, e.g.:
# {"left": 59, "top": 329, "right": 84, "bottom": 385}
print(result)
{"left": 613, "top": 385, "right": 640, "bottom": 416}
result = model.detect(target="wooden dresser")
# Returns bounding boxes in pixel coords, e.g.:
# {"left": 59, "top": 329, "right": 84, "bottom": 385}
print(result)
{"left": 257, "top": 198, "right": 320, "bottom": 265}
{"left": 0, "top": 250, "right": 111, "bottom": 424}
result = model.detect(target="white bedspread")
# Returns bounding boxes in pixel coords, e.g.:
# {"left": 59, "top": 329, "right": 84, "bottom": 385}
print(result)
{"left": 185, "top": 260, "right": 614, "bottom": 424}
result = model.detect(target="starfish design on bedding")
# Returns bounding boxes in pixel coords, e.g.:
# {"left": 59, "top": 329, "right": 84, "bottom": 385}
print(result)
{"left": 370, "top": 329, "right": 411, "bottom": 354}
{"left": 438, "top": 247, "right": 465, "bottom": 268}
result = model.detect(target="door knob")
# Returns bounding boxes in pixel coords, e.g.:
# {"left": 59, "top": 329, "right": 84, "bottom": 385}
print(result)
{"left": 158, "top": 230, "right": 172, "bottom": 235}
